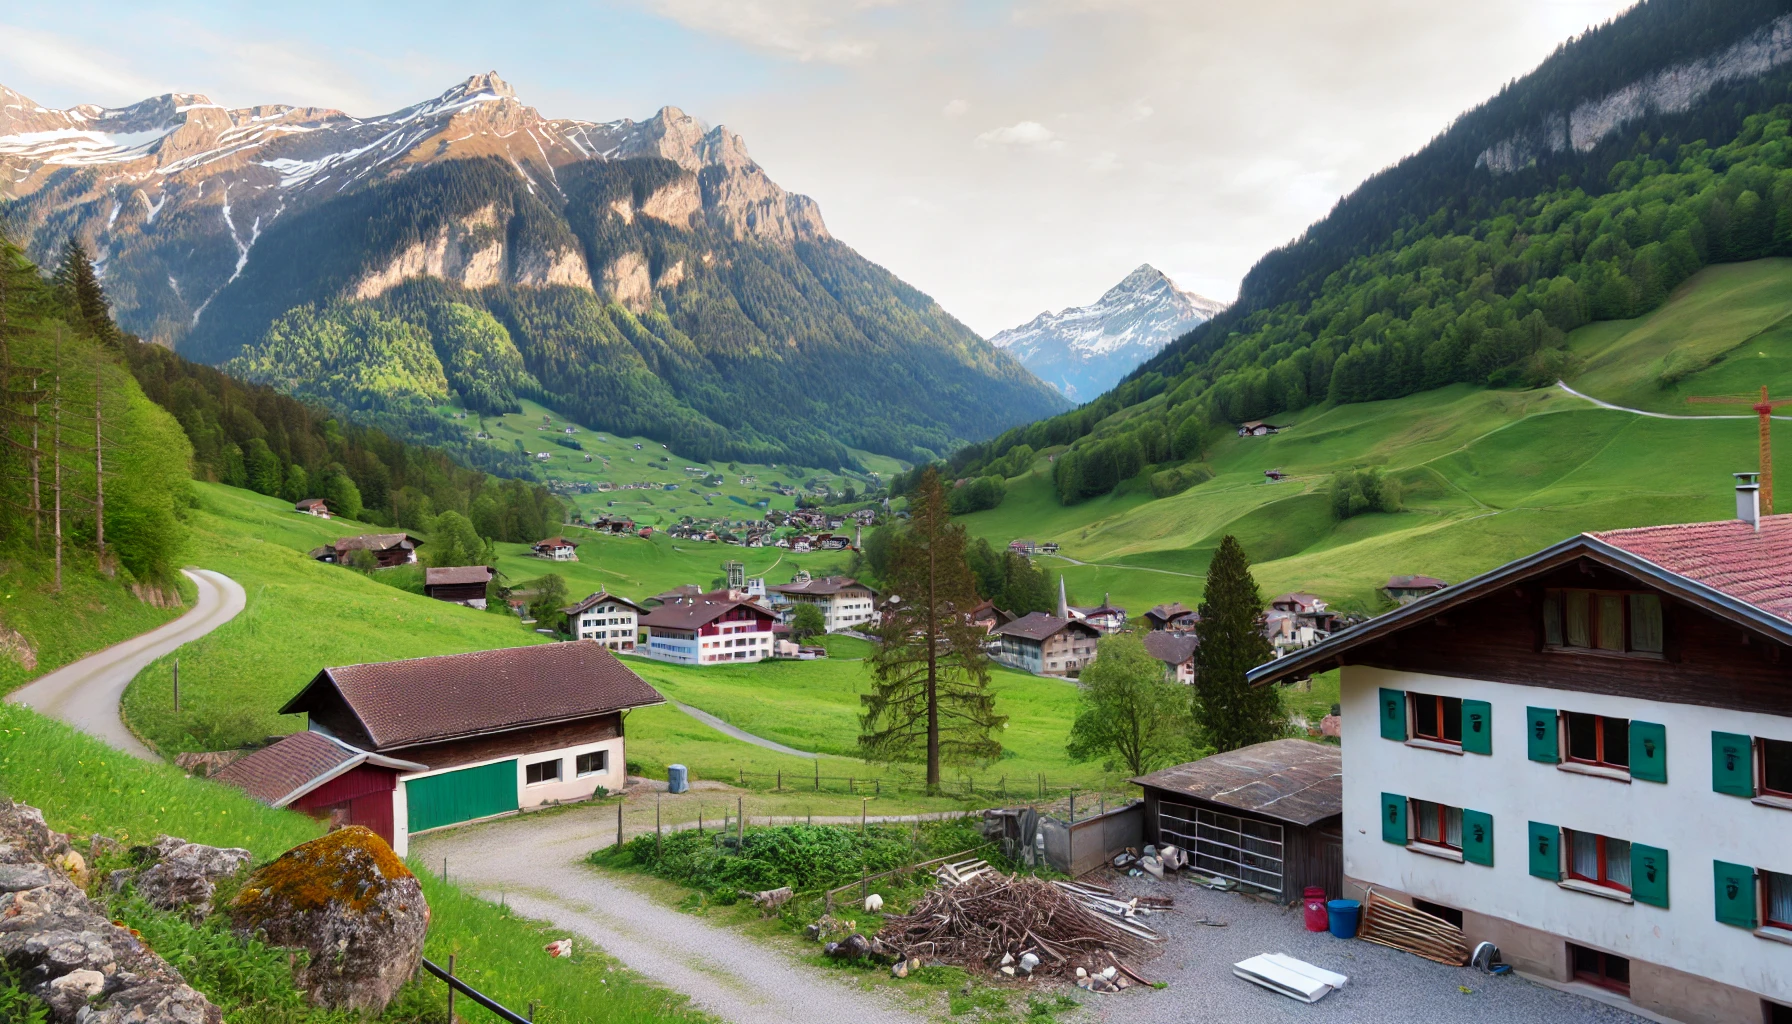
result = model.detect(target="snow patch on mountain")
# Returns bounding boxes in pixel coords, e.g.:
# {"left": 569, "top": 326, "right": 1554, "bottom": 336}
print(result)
{"left": 989, "top": 265, "right": 1224, "bottom": 400}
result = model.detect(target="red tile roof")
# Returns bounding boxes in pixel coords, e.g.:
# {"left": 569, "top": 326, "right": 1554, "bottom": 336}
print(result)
{"left": 533, "top": 536, "right": 580, "bottom": 548}
{"left": 211, "top": 732, "right": 425, "bottom": 806}
{"left": 1592, "top": 514, "right": 1792, "bottom": 622}
{"left": 281, "top": 641, "right": 665, "bottom": 750}
{"left": 639, "top": 592, "right": 774, "bottom": 630}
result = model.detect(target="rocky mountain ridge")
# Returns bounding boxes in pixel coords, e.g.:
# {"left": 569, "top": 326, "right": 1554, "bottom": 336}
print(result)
{"left": 989, "top": 264, "right": 1224, "bottom": 400}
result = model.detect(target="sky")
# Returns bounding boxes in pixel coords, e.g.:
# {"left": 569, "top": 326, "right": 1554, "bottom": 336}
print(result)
{"left": 0, "top": 1, "right": 1636, "bottom": 336}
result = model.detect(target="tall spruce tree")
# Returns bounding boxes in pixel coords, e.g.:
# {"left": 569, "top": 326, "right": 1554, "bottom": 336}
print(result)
{"left": 860, "top": 466, "right": 1006, "bottom": 792}
{"left": 1193, "top": 534, "right": 1282, "bottom": 751}
{"left": 52, "top": 240, "right": 115, "bottom": 346}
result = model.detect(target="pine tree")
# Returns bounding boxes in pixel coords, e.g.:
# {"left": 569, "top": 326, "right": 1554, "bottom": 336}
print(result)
{"left": 52, "top": 239, "right": 115, "bottom": 346}
{"left": 1193, "top": 535, "right": 1282, "bottom": 751}
{"left": 860, "top": 467, "right": 1006, "bottom": 792}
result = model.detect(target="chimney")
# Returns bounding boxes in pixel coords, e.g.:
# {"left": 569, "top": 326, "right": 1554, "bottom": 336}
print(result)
{"left": 1737, "top": 472, "right": 1761, "bottom": 530}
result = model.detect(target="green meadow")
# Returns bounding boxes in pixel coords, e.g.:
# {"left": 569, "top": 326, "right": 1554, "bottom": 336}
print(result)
{"left": 959, "top": 260, "right": 1792, "bottom": 615}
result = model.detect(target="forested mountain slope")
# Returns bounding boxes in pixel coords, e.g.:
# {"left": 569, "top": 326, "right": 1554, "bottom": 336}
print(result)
{"left": 953, "top": 0, "right": 1792, "bottom": 503}
{"left": 0, "top": 74, "right": 1066, "bottom": 468}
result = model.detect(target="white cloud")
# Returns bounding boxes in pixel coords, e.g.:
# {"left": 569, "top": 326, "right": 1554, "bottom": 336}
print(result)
{"left": 1087, "top": 150, "right": 1121, "bottom": 172}
{"left": 642, "top": 0, "right": 881, "bottom": 64}
{"left": 976, "top": 120, "right": 1063, "bottom": 150}
{"left": 0, "top": 23, "right": 162, "bottom": 104}
{"left": 942, "top": 98, "right": 969, "bottom": 117}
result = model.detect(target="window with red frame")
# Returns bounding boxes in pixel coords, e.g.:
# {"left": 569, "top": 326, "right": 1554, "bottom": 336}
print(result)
{"left": 1565, "top": 712, "right": 1630, "bottom": 770}
{"left": 1765, "top": 870, "right": 1792, "bottom": 932}
{"left": 1409, "top": 693, "right": 1463, "bottom": 745}
{"left": 1569, "top": 943, "right": 1630, "bottom": 994}
{"left": 1762, "top": 739, "right": 1792, "bottom": 799}
{"left": 1565, "top": 829, "right": 1632, "bottom": 892}
{"left": 1408, "top": 799, "right": 1463, "bottom": 851}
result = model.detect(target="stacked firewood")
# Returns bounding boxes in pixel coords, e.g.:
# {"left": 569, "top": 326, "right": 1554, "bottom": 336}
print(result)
{"left": 871, "top": 873, "right": 1157, "bottom": 976}
{"left": 1357, "top": 888, "right": 1470, "bottom": 966}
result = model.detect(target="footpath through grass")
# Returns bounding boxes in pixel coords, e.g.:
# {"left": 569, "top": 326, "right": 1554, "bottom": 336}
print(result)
{"left": 0, "top": 702, "right": 712, "bottom": 1024}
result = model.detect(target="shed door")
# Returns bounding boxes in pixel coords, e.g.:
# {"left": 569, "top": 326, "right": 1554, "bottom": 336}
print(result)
{"left": 406, "top": 760, "right": 518, "bottom": 833}
{"left": 1160, "top": 800, "right": 1284, "bottom": 897}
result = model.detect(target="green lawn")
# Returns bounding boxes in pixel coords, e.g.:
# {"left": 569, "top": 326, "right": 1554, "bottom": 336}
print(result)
{"left": 0, "top": 557, "right": 195, "bottom": 695}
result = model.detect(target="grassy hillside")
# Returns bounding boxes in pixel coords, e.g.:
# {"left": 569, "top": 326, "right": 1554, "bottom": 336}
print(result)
{"left": 958, "top": 261, "right": 1792, "bottom": 615}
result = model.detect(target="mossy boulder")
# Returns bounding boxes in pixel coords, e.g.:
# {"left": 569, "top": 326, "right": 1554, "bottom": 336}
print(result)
{"left": 230, "top": 827, "right": 427, "bottom": 1013}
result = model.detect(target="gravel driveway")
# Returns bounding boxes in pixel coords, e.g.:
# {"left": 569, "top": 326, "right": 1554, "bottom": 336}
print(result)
{"left": 1083, "top": 875, "right": 1649, "bottom": 1024}
{"left": 413, "top": 801, "right": 929, "bottom": 1024}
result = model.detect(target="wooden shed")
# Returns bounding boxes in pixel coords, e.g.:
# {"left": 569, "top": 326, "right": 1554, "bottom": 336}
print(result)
{"left": 1132, "top": 739, "right": 1343, "bottom": 902}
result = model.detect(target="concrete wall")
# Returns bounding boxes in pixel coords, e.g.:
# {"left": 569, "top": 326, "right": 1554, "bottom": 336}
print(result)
{"left": 1341, "top": 663, "right": 1792, "bottom": 1011}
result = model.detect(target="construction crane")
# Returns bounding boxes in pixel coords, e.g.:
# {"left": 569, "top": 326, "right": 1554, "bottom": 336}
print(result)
{"left": 1688, "top": 385, "right": 1792, "bottom": 513}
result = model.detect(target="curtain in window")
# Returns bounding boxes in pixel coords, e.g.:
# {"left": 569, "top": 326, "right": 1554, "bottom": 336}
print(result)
{"left": 1413, "top": 801, "right": 1439, "bottom": 842}
{"left": 1569, "top": 830, "right": 1598, "bottom": 878}
{"left": 1606, "top": 839, "right": 1632, "bottom": 888}
{"left": 1565, "top": 591, "right": 1591, "bottom": 647}
{"left": 1543, "top": 591, "right": 1563, "bottom": 645}
{"left": 1766, "top": 871, "right": 1792, "bottom": 928}
{"left": 1629, "top": 594, "right": 1663, "bottom": 653}
{"left": 1597, "top": 594, "right": 1625, "bottom": 650}
{"left": 1445, "top": 806, "right": 1463, "bottom": 848}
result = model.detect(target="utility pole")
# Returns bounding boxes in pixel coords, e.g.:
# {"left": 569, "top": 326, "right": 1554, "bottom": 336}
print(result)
{"left": 52, "top": 329, "right": 62, "bottom": 592}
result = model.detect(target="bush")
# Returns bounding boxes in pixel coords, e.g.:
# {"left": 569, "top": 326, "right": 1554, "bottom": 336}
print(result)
{"left": 1329, "top": 467, "right": 1400, "bottom": 520}
{"left": 1149, "top": 463, "right": 1213, "bottom": 498}
{"left": 947, "top": 475, "right": 1006, "bottom": 514}
{"left": 598, "top": 820, "right": 984, "bottom": 895}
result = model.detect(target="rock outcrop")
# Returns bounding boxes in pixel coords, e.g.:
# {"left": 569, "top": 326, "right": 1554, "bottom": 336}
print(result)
{"left": 229, "top": 827, "right": 428, "bottom": 1014}
{"left": 0, "top": 800, "right": 222, "bottom": 1024}
{"left": 133, "top": 837, "right": 249, "bottom": 918}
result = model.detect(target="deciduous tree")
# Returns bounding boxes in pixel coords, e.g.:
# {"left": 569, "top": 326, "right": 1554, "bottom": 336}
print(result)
{"left": 1066, "top": 631, "right": 1197, "bottom": 775}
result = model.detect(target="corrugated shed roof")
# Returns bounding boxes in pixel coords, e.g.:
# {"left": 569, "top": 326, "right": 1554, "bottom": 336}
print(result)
{"left": 425, "top": 565, "right": 495, "bottom": 586}
{"left": 1132, "top": 739, "right": 1342, "bottom": 826}
{"left": 282, "top": 641, "right": 665, "bottom": 750}
{"left": 1592, "top": 515, "right": 1792, "bottom": 622}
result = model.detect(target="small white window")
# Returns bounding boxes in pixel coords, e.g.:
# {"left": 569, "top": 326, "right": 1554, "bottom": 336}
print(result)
{"left": 526, "top": 758, "right": 562, "bottom": 785}
{"left": 576, "top": 750, "right": 608, "bottom": 776}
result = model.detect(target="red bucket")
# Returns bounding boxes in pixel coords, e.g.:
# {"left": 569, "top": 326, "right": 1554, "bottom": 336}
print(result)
{"left": 1303, "top": 887, "right": 1330, "bottom": 932}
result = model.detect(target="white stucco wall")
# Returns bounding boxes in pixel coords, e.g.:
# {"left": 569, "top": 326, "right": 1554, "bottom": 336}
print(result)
{"left": 389, "top": 735, "right": 626, "bottom": 857}
{"left": 1341, "top": 664, "right": 1792, "bottom": 1003}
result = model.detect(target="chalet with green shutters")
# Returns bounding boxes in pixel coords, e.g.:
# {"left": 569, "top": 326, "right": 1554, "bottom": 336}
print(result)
{"left": 263, "top": 640, "right": 664, "bottom": 856}
{"left": 1251, "top": 480, "right": 1792, "bottom": 1024}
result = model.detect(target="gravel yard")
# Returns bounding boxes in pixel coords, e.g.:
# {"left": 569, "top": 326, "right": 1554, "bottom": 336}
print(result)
{"left": 1079, "top": 875, "right": 1649, "bottom": 1024}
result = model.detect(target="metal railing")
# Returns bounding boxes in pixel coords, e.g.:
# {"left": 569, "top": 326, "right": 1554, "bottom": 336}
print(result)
{"left": 422, "top": 955, "right": 533, "bottom": 1024}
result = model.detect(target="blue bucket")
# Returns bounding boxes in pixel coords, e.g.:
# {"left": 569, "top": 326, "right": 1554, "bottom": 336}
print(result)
{"left": 1327, "top": 899, "right": 1361, "bottom": 939}
{"left": 667, "top": 764, "right": 689, "bottom": 794}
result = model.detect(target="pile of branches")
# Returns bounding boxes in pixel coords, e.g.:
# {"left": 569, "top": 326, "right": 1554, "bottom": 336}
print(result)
{"left": 871, "top": 872, "right": 1155, "bottom": 976}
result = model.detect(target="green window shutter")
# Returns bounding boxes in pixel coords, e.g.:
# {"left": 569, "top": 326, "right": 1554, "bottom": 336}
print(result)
{"left": 1381, "top": 792, "right": 1407, "bottom": 844}
{"left": 1379, "top": 688, "right": 1407, "bottom": 740}
{"left": 1713, "top": 861, "right": 1758, "bottom": 929}
{"left": 1712, "top": 732, "right": 1755, "bottom": 797}
{"left": 1527, "top": 821, "right": 1560, "bottom": 880}
{"left": 1631, "top": 844, "right": 1669, "bottom": 908}
{"left": 1461, "top": 700, "right": 1492, "bottom": 755}
{"left": 1526, "top": 707, "right": 1559, "bottom": 763}
{"left": 1629, "top": 721, "right": 1667, "bottom": 783}
{"left": 1461, "top": 809, "right": 1494, "bottom": 866}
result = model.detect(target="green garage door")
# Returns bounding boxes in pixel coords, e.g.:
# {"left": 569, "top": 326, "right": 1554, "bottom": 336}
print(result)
{"left": 406, "top": 760, "right": 518, "bottom": 833}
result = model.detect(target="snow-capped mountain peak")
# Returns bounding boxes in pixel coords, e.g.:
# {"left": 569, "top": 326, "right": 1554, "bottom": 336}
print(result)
{"left": 989, "top": 265, "right": 1224, "bottom": 400}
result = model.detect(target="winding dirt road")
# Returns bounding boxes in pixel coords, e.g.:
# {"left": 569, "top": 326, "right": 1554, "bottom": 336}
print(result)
{"left": 6, "top": 568, "right": 245, "bottom": 760}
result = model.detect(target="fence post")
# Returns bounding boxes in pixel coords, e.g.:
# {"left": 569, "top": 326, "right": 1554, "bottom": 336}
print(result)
{"left": 528, "top": 1000, "right": 537, "bottom": 1022}
{"left": 442, "top": 857, "right": 448, "bottom": 883}
{"left": 1099, "top": 794, "right": 1105, "bottom": 817}
{"left": 861, "top": 797, "right": 867, "bottom": 835}
{"left": 656, "top": 794, "right": 662, "bottom": 858}
{"left": 446, "top": 954, "right": 456, "bottom": 1024}
{"left": 875, "top": 778, "right": 880, "bottom": 797}
{"left": 172, "top": 658, "right": 179, "bottom": 711}
{"left": 1069, "top": 792, "right": 1075, "bottom": 823}
{"left": 739, "top": 767, "right": 744, "bottom": 785}
{"left": 777, "top": 770, "right": 782, "bottom": 792}
{"left": 737, "top": 796, "right": 744, "bottom": 846}
{"left": 816, "top": 761, "right": 820, "bottom": 791}
{"left": 1000, "top": 776, "right": 1006, "bottom": 800}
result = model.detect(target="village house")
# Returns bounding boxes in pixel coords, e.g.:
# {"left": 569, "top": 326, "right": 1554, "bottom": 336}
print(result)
{"left": 1248, "top": 479, "right": 1792, "bottom": 1024}
{"left": 532, "top": 536, "right": 581, "bottom": 561}
{"left": 1383, "top": 574, "right": 1451, "bottom": 604}
{"left": 294, "top": 498, "right": 331, "bottom": 518}
{"left": 1068, "top": 594, "right": 1128, "bottom": 633}
{"left": 1144, "top": 602, "right": 1198, "bottom": 632}
{"left": 639, "top": 589, "right": 778, "bottom": 666}
{"left": 1238, "top": 420, "right": 1284, "bottom": 437}
{"left": 422, "top": 565, "right": 495, "bottom": 609}
{"left": 216, "top": 642, "right": 664, "bottom": 855}
{"left": 308, "top": 533, "right": 423, "bottom": 568}
{"left": 1008, "top": 539, "right": 1038, "bottom": 555}
{"left": 563, "top": 591, "right": 646, "bottom": 651}
{"left": 1143, "top": 630, "right": 1199, "bottom": 684}
{"left": 768, "top": 576, "right": 880, "bottom": 632}
{"left": 1133, "top": 740, "right": 1342, "bottom": 902}
{"left": 967, "top": 599, "right": 1015, "bottom": 634}
{"left": 991, "top": 613, "right": 1102, "bottom": 677}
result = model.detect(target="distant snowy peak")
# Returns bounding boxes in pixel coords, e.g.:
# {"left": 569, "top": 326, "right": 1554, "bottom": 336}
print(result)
{"left": 990, "top": 265, "right": 1224, "bottom": 400}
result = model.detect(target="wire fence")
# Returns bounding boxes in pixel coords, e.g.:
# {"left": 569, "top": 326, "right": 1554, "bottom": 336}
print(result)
{"left": 730, "top": 765, "right": 1127, "bottom": 818}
